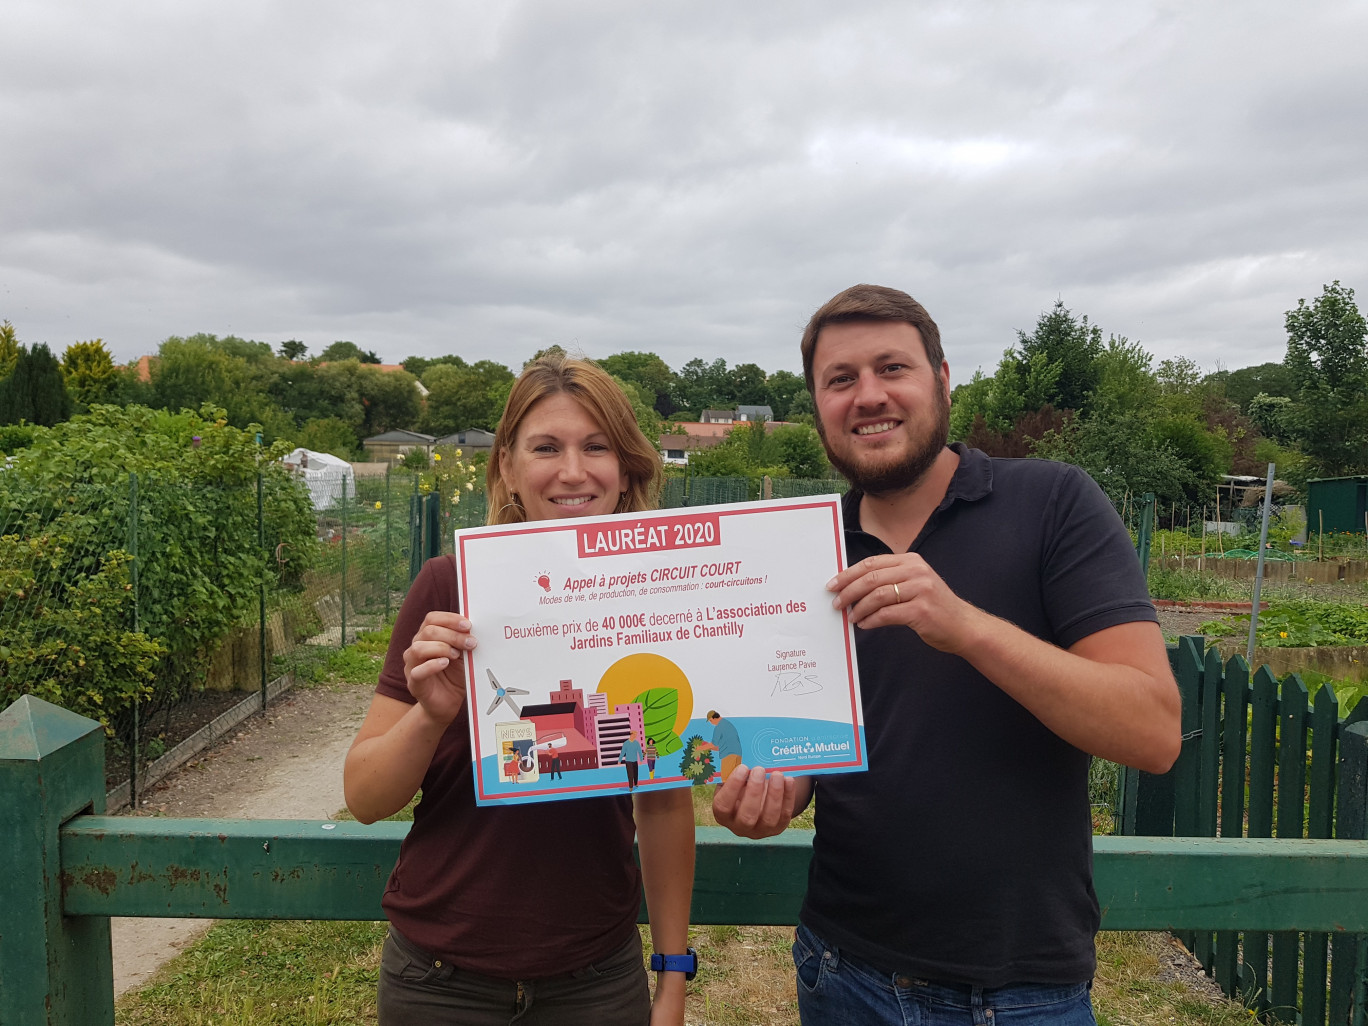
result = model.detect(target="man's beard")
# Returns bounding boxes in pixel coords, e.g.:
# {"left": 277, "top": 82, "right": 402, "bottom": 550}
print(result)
{"left": 818, "top": 395, "right": 950, "bottom": 497}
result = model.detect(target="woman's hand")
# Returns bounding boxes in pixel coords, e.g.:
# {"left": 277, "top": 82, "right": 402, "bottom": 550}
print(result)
{"left": 402, "top": 611, "right": 477, "bottom": 726}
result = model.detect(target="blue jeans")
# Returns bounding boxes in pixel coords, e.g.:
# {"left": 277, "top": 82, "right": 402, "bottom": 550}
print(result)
{"left": 793, "top": 923, "right": 1096, "bottom": 1026}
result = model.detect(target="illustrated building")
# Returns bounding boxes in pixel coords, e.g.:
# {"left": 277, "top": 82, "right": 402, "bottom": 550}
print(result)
{"left": 596, "top": 702, "right": 645, "bottom": 767}
{"left": 520, "top": 679, "right": 603, "bottom": 773}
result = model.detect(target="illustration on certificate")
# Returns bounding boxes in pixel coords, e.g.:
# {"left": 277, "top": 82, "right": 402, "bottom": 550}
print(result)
{"left": 456, "top": 496, "right": 866, "bottom": 806}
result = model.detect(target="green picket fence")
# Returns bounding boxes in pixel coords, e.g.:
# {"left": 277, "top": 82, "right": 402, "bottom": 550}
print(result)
{"left": 1123, "top": 636, "right": 1368, "bottom": 1024}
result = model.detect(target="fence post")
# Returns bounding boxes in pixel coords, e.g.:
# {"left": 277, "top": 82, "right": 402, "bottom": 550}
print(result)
{"left": 409, "top": 474, "right": 422, "bottom": 583}
{"left": 385, "top": 467, "right": 392, "bottom": 622}
{"left": 258, "top": 470, "right": 267, "bottom": 711}
{"left": 1135, "top": 491, "right": 1155, "bottom": 569}
{"left": 127, "top": 471, "right": 139, "bottom": 809}
{"left": 340, "top": 475, "right": 348, "bottom": 649}
{"left": 1332, "top": 722, "right": 1368, "bottom": 1026}
{"left": 0, "top": 696, "right": 114, "bottom": 1024}
{"left": 423, "top": 492, "right": 441, "bottom": 562}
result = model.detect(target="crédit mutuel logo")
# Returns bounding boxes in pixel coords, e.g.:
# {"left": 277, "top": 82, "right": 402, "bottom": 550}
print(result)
{"left": 751, "top": 727, "right": 852, "bottom": 762}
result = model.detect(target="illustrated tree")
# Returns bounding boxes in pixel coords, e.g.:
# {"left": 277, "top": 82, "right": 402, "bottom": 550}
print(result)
{"left": 0, "top": 342, "right": 73, "bottom": 426}
{"left": 679, "top": 735, "right": 716, "bottom": 784}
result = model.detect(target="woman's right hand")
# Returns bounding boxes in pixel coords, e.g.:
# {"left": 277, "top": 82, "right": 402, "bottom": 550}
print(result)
{"left": 402, "top": 611, "right": 477, "bottom": 726}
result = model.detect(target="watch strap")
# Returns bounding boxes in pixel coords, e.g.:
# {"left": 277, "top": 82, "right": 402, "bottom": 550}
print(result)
{"left": 650, "top": 947, "right": 698, "bottom": 980}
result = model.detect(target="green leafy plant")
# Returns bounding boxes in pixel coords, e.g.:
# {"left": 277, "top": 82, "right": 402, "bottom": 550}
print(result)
{"left": 1199, "top": 600, "right": 1368, "bottom": 647}
{"left": 679, "top": 733, "right": 716, "bottom": 784}
{"left": 633, "top": 687, "right": 682, "bottom": 757}
{"left": 0, "top": 403, "right": 318, "bottom": 741}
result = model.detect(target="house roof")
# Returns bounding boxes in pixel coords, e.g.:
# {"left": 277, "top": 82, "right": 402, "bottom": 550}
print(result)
{"left": 435, "top": 429, "right": 496, "bottom": 447}
{"left": 364, "top": 429, "right": 436, "bottom": 444}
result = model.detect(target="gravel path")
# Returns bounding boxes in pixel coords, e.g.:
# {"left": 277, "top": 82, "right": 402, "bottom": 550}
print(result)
{"left": 112, "top": 681, "right": 374, "bottom": 997}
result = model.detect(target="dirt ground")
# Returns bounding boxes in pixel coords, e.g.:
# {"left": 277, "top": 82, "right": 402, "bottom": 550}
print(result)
{"left": 111, "top": 681, "right": 374, "bottom": 997}
{"left": 1156, "top": 608, "right": 1223, "bottom": 639}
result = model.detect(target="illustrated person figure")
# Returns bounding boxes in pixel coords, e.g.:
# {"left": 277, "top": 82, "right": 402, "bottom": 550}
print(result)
{"left": 712, "top": 285, "right": 1181, "bottom": 1026}
{"left": 345, "top": 354, "right": 696, "bottom": 1025}
{"left": 645, "top": 737, "right": 659, "bottom": 779}
{"left": 697, "top": 710, "right": 742, "bottom": 782}
{"left": 548, "top": 747, "right": 562, "bottom": 780}
{"left": 620, "top": 730, "right": 644, "bottom": 790}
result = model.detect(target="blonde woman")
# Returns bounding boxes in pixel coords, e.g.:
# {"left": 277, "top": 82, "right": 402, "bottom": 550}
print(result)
{"left": 345, "top": 354, "right": 695, "bottom": 1025}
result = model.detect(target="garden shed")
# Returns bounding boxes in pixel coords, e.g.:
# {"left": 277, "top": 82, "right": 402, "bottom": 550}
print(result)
{"left": 1306, "top": 474, "right": 1368, "bottom": 535}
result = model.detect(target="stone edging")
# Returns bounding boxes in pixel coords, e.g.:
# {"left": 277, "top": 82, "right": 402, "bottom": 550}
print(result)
{"left": 1152, "top": 600, "right": 1269, "bottom": 611}
{"left": 106, "top": 673, "right": 296, "bottom": 813}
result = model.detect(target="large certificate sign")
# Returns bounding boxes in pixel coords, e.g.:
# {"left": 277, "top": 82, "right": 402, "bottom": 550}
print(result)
{"left": 455, "top": 495, "right": 866, "bottom": 806}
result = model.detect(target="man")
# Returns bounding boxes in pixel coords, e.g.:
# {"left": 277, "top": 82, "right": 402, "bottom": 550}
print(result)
{"left": 619, "top": 730, "right": 643, "bottom": 791}
{"left": 713, "top": 284, "right": 1180, "bottom": 1025}
{"left": 697, "top": 710, "right": 743, "bottom": 782}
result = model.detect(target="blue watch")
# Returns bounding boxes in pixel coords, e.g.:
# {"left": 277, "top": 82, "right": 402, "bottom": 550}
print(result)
{"left": 650, "top": 947, "right": 698, "bottom": 980}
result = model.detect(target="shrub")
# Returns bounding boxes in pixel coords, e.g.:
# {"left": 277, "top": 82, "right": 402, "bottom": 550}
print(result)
{"left": 0, "top": 403, "right": 319, "bottom": 734}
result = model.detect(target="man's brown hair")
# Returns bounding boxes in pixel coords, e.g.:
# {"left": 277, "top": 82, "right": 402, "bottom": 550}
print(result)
{"left": 799, "top": 284, "right": 944, "bottom": 391}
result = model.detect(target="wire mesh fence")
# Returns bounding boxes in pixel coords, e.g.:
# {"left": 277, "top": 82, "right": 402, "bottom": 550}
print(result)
{"left": 7, "top": 460, "right": 1368, "bottom": 807}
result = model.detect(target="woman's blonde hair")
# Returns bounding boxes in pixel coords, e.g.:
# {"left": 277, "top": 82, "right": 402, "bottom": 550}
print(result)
{"left": 487, "top": 353, "right": 663, "bottom": 525}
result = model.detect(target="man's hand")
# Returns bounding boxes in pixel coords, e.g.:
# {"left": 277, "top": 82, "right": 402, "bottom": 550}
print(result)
{"left": 828, "top": 553, "right": 989, "bottom": 654}
{"left": 712, "top": 764, "right": 809, "bottom": 839}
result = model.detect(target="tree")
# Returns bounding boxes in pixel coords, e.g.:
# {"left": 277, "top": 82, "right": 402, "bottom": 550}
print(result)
{"left": 598, "top": 352, "right": 677, "bottom": 416}
{"left": 60, "top": 339, "right": 119, "bottom": 410}
{"left": 355, "top": 364, "right": 421, "bottom": 437}
{"left": 1014, "top": 301, "right": 1104, "bottom": 413}
{"left": 1217, "top": 361, "right": 1296, "bottom": 413}
{"left": 279, "top": 339, "right": 308, "bottom": 361}
{"left": 421, "top": 360, "right": 516, "bottom": 435}
{"left": 319, "top": 340, "right": 381, "bottom": 364}
{"left": 729, "top": 363, "right": 769, "bottom": 407}
{"left": 402, "top": 354, "right": 466, "bottom": 378}
{"left": 148, "top": 334, "right": 278, "bottom": 430}
{"left": 294, "top": 416, "right": 359, "bottom": 458}
{"left": 0, "top": 343, "right": 73, "bottom": 426}
{"left": 765, "top": 370, "right": 806, "bottom": 421}
{"left": 769, "top": 423, "right": 829, "bottom": 477}
{"left": 675, "top": 357, "right": 730, "bottom": 414}
{"left": 0, "top": 320, "right": 19, "bottom": 379}
{"left": 1087, "top": 336, "right": 1158, "bottom": 420}
{"left": 1282, "top": 281, "right": 1368, "bottom": 475}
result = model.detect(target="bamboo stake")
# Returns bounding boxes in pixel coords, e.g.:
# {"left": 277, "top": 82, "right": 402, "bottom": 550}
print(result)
{"left": 1200, "top": 507, "right": 1207, "bottom": 572}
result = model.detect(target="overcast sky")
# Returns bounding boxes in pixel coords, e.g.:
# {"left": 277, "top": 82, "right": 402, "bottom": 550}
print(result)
{"left": 4, "top": 1, "right": 1366, "bottom": 385}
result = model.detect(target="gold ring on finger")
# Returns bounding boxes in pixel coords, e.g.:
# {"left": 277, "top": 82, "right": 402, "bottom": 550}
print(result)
{"left": 892, "top": 581, "right": 902, "bottom": 603}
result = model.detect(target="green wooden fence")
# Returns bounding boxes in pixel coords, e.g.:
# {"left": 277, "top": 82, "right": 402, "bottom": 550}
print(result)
{"left": 1123, "top": 636, "right": 1368, "bottom": 1023}
{"left": 4, "top": 681, "right": 1368, "bottom": 1023}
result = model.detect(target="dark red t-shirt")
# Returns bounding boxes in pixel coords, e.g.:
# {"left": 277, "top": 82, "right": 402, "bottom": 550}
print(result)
{"left": 376, "top": 555, "right": 640, "bottom": 977}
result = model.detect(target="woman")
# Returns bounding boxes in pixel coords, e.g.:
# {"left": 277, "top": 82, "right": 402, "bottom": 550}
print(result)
{"left": 344, "top": 354, "right": 696, "bottom": 1025}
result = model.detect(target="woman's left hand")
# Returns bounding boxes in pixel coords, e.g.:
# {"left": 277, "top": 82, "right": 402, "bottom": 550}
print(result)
{"left": 650, "top": 972, "right": 686, "bottom": 1025}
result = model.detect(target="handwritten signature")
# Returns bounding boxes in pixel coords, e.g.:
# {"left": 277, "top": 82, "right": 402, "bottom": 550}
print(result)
{"left": 772, "top": 671, "right": 822, "bottom": 697}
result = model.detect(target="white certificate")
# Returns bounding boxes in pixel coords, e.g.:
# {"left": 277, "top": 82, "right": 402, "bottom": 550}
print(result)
{"left": 455, "top": 495, "right": 866, "bottom": 806}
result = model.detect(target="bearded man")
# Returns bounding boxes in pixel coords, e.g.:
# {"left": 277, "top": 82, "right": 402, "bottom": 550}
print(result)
{"left": 714, "top": 284, "right": 1181, "bottom": 1026}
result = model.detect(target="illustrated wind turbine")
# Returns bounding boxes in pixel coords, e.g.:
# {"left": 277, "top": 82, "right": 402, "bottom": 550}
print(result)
{"left": 485, "top": 668, "right": 529, "bottom": 717}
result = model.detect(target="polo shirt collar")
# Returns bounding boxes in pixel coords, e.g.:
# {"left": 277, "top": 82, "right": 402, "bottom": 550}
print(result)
{"left": 840, "top": 443, "right": 994, "bottom": 535}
